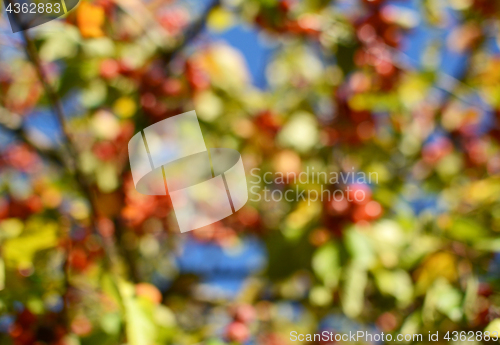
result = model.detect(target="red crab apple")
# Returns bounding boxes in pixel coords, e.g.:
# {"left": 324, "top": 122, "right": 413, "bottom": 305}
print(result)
{"left": 347, "top": 184, "right": 372, "bottom": 205}
{"left": 234, "top": 304, "right": 256, "bottom": 324}
{"left": 362, "top": 0, "right": 383, "bottom": 6}
{"left": 92, "top": 141, "right": 117, "bottom": 161}
{"left": 162, "top": 78, "right": 183, "bottom": 96}
{"left": 99, "top": 59, "right": 120, "bottom": 79}
{"left": 226, "top": 321, "right": 250, "bottom": 343}
{"left": 136, "top": 283, "right": 162, "bottom": 304}
{"left": 69, "top": 247, "right": 89, "bottom": 271}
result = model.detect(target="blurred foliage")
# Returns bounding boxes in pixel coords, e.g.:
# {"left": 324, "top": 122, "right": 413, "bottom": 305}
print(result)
{"left": 1, "top": 0, "right": 500, "bottom": 344}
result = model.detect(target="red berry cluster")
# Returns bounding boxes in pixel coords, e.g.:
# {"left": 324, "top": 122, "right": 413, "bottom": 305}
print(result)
{"left": 8, "top": 310, "right": 66, "bottom": 345}
{"left": 225, "top": 303, "right": 256, "bottom": 343}
{"left": 323, "top": 183, "right": 382, "bottom": 238}
{"left": 254, "top": 0, "right": 320, "bottom": 38}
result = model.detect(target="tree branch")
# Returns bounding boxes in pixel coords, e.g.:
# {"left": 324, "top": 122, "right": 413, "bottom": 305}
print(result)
{"left": 0, "top": 112, "right": 65, "bottom": 167}
{"left": 18, "top": 29, "right": 122, "bottom": 261}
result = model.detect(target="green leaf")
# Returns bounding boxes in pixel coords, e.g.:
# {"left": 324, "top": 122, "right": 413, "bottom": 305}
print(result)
{"left": 344, "top": 227, "right": 375, "bottom": 268}
{"left": 39, "top": 25, "right": 81, "bottom": 61}
{"left": 82, "top": 37, "right": 115, "bottom": 57}
{"left": 312, "top": 242, "right": 340, "bottom": 289}
{"left": 464, "top": 276, "right": 478, "bottom": 321}
{"left": 449, "top": 217, "right": 488, "bottom": 242}
{"left": 341, "top": 263, "right": 367, "bottom": 318}
{"left": 81, "top": 79, "right": 107, "bottom": 108}
{"left": 423, "top": 279, "right": 462, "bottom": 322}
{"left": 100, "top": 313, "right": 121, "bottom": 335}
{"left": 281, "top": 201, "right": 321, "bottom": 241}
{"left": 474, "top": 238, "right": 500, "bottom": 251}
{"left": 373, "top": 268, "right": 413, "bottom": 307}
{"left": 120, "top": 281, "right": 156, "bottom": 345}
{"left": 399, "top": 311, "right": 421, "bottom": 337}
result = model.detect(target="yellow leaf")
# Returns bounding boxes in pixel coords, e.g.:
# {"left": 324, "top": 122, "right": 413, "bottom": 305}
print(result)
{"left": 96, "top": 163, "right": 119, "bottom": 192}
{"left": 77, "top": 2, "right": 105, "bottom": 38}
{"left": 207, "top": 7, "right": 235, "bottom": 32}
{"left": 415, "top": 252, "right": 457, "bottom": 294}
{"left": 113, "top": 97, "right": 137, "bottom": 119}
{"left": 3, "top": 219, "right": 59, "bottom": 269}
{"left": 0, "top": 258, "right": 4, "bottom": 291}
{"left": 0, "top": 218, "right": 24, "bottom": 239}
{"left": 485, "top": 319, "right": 500, "bottom": 334}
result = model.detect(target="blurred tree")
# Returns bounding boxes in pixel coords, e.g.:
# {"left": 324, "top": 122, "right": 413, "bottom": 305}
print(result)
{"left": 1, "top": 0, "right": 500, "bottom": 344}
